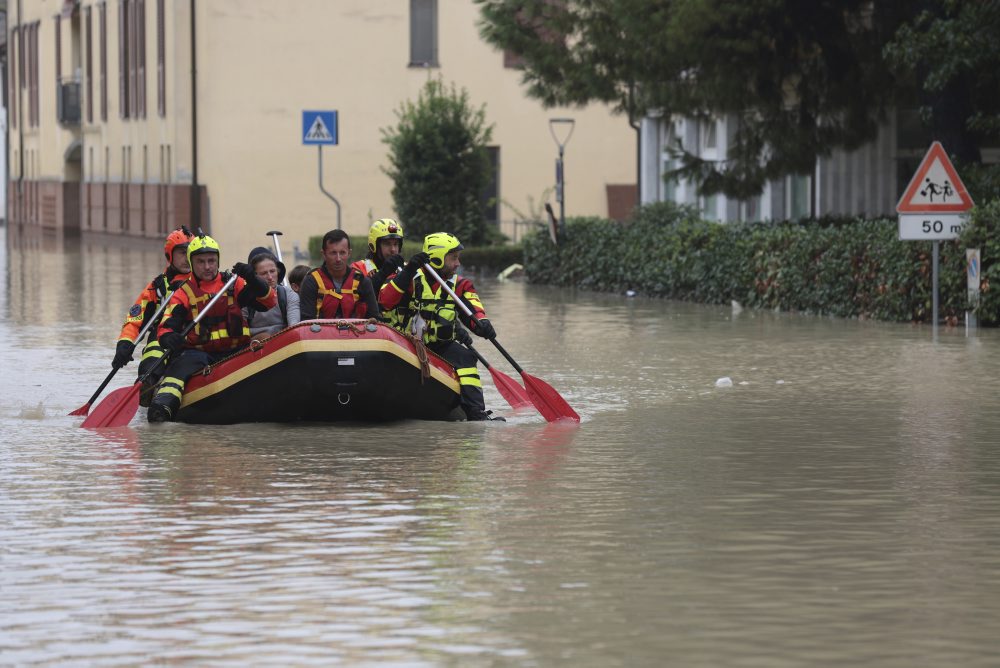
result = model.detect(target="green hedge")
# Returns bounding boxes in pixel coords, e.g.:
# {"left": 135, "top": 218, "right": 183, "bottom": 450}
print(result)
{"left": 523, "top": 201, "right": 1000, "bottom": 325}
{"left": 307, "top": 235, "right": 524, "bottom": 274}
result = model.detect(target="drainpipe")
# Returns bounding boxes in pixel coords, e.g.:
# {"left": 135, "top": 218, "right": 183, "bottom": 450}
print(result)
{"left": 189, "top": 0, "right": 199, "bottom": 231}
{"left": 16, "top": 0, "right": 24, "bottom": 216}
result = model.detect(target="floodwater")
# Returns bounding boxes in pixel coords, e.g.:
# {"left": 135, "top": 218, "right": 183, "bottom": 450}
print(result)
{"left": 3, "top": 224, "right": 1000, "bottom": 667}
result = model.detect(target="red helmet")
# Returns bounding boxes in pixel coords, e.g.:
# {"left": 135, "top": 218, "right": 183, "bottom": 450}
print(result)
{"left": 164, "top": 227, "right": 194, "bottom": 262}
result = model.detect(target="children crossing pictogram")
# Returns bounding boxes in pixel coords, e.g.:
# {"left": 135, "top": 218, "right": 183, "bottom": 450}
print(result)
{"left": 896, "top": 141, "right": 974, "bottom": 213}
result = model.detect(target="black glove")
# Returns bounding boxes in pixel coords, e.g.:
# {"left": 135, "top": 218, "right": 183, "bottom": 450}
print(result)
{"left": 160, "top": 332, "right": 185, "bottom": 354}
{"left": 405, "top": 252, "right": 431, "bottom": 272}
{"left": 471, "top": 317, "right": 495, "bottom": 340}
{"left": 383, "top": 254, "right": 405, "bottom": 273}
{"left": 113, "top": 340, "right": 135, "bottom": 368}
{"left": 233, "top": 262, "right": 255, "bottom": 281}
{"left": 455, "top": 327, "right": 473, "bottom": 346}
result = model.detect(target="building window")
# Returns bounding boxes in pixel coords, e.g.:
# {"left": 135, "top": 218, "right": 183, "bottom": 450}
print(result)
{"left": 136, "top": 0, "right": 147, "bottom": 118}
{"left": 481, "top": 146, "right": 500, "bottom": 225}
{"left": 85, "top": 6, "right": 93, "bottom": 123}
{"left": 100, "top": 2, "right": 108, "bottom": 121}
{"left": 119, "top": 0, "right": 129, "bottom": 118}
{"left": 54, "top": 15, "right": 62, "bottom": 83}
{"left": 30, "top": 22, "right": 40, "bottom": 127}
{"left": 409, "top": 0, "right": 438, "bottom": 67}
{"left": 788, "top": 174, "right": 810, "bottom": 220}
{"left": 157, "top": 0, "right": 165, "bottom": 116}
{"left": 10, "top": 27, "right": 17, "bottom": 129}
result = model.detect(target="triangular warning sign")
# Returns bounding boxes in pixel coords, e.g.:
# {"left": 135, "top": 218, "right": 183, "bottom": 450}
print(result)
{"left": 896, "top": 141, "right": 974, "bottom": 213}
{"left": 305, "top": 116, "right": 333, "bottom": 141}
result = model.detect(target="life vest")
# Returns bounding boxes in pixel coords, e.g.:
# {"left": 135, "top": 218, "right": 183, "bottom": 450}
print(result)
{"left": 179, "top": 273, "right": 250, "bottom": 352}
{"left": 311, "top": 267, "right": 367, "bottom": 319}
{"left": 351, "top": 258, "right": 377, "bottom": 278}
{"left": 410, "top": 272, "right": 460, "bottom": 344}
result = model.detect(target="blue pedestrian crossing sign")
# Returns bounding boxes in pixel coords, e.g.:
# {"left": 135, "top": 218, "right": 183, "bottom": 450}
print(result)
{"left": 302, "top": 110, "right": 338, "bottom": 145}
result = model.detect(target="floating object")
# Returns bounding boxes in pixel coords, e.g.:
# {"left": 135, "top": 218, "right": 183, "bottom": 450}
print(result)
{"left": 625, "top": 290, "right": 637, "bottom": 297}
{"left": 175, "top": 321, "right": 465, "bottom": 424}
{"left": 776, "top": 380, "right": 786, "bottom": 385}
{"left": 715, "top": 377, "right": 733, "bottom": 388}
{"left": 731, "top": 300, "right": 743, "bottom": 314}
{"left": 497, "top": 263, "right": 524, "bottom": 281}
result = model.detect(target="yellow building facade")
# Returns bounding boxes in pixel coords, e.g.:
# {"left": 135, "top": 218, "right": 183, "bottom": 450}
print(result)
{"left": 7, "top": 0, "right": 636, "bottom": 256}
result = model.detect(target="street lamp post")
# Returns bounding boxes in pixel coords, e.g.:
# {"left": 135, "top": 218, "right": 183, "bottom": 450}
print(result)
{"left": 549, "top": 118, "right": 575, "bottom": 239}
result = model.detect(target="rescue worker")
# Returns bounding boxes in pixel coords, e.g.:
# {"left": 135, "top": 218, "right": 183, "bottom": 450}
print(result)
{"left": 113, "top": 226, "right": 194, "bottom": 406}
{"left": 379, "top": 232, "right": 502, "bottom": 421}
{"left": 147, "top": 234, "right": 276, "bottom": 423}
{"left": 351, "top": 218, "right": 406, "bottom": 295}
{"left": 298, "top": 229, "right": 380, "bottom": 320}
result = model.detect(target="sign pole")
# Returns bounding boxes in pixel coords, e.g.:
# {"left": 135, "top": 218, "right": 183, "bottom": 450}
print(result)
{"left": 932, "top": 240, "right": 939, "bottom": 331}
{"left": 317, "top": 145, "right": 342, "bottom": 230}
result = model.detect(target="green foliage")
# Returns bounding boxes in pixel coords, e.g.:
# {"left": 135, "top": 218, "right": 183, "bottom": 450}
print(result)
{"left": 307, "top": 235, "right": 368, "bottom": 265}
{"left": 477, "top": 0, "right": 1000, "bottom": 198}
{"left": 306, "top": 235, "right": 523, "bottom": 274}
{"left": 459, "top": 244, "right": 525, "bottom": 273}
{"left": 524, "top": 201, "right": 1000, "bottom": 325}
{"left": 884, "top": 0, "right": 1000, "bottom": 158}
{"left": 382, "top": 78, "right": 496, "bottom": 246}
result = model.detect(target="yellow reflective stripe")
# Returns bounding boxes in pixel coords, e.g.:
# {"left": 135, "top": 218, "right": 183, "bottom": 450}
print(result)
{"left": 388, "top": 280, "right": 405, "bottom": 294}
{"left": 141, "top": 347, "right": 164, "bottom": 361}
{"left": 456, "top": 367, "right": 482, "bottom": 387}
{"left": 463, "top": 291, "right": 484, "bottom": 311}
{"left": 160, "top": 385, "right": 184, "bottom": 400}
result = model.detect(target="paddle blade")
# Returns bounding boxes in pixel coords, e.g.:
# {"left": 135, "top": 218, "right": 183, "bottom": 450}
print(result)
{"left": 81, "top": 384, "right": 142, "bottom": 428}
{"left": 521, "top": 372, "right": 580, "bottom": 423}
{"left": 68, "top": 403, "right": 91, "bottom": 416}
{"left": 487, "top": 367, "right": 533, "bottom": 411}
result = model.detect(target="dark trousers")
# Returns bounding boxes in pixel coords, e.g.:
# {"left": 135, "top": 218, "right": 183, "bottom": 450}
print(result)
{"left": 429, "top": 340, "right": 486, "bottom": 419}
{"left": 148, "top": 348, "right": 238, "bottom": 420}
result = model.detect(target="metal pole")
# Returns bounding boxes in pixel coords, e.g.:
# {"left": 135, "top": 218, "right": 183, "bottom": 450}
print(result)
{"left": 932, "top": 240, "right": 940, "bottom": 332}
{"left": 317, "top": 145, "right": 341, "bottom": 230}
{"left": 558, "top": 146, "right": 566, "bottom": 238}
{"left": 266, "top": 230, "right": 291, "bottom": 288}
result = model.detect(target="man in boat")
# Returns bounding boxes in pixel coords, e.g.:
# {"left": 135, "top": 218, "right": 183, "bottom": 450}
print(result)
{"left": 147, "top": 234, "right": 276, "bottom": 423}
{"left": 379, "top": 232, "right": 502, "bottom": 422}
{"left": 112, "top": 226, "right": 194, "bottom": 406}
{"left": 298, "top": 229, "right": 380, "bottom": 320}
{"left": 351, "top": 218, "right": 406, "bottom": 295}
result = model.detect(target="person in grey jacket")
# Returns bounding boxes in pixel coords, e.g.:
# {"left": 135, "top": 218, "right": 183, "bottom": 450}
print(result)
{"left": 243, "top": 247, "right": 300, "bottom": 340}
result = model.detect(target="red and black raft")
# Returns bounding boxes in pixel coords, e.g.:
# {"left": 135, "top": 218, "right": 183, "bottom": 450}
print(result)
{"left": 176, "top": 320, "right": 464, "bottom": 424}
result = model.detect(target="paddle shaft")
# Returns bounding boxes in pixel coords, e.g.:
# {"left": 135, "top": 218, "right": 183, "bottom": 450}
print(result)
{"left": 266, "top": 230, "right": 291, "bottom": 289}
{"left": 73, "top": 286, "right": 179, "bottom": 413}
{"left": 421, "top": 264, "right": 578, "bottom": 422}
{"left": 136, "top": 272, "right": 241, "bottom": 385}
{"left": 81, "top": 272, "right": 242, "bottom": 428}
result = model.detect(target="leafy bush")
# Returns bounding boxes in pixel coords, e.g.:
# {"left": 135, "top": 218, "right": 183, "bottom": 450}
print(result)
{"left": 524, "top": 200, "right": 1000, "bottom": 324}
{"left": 382, "top": 78, "right": 496, "bottom": 246}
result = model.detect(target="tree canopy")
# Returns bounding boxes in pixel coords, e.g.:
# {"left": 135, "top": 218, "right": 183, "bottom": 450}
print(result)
{"left": 477, "top": 0, "right": 1000, "bottom": 199}
{"left": 382, "top": 78, "right": 496, "bottom": 245}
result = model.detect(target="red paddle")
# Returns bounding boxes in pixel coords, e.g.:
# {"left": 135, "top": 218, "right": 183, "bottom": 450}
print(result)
{"left": 81, "top": 273, "right": 240, "bottom": 428}
{"left": 70, "top": 286, "right": 180, "bottom": 416}
{"left": 422, "top": 264, "right": 580, "bottom": 423}
{"left": 462, "top": 340, "right": 532, "bottom": 411}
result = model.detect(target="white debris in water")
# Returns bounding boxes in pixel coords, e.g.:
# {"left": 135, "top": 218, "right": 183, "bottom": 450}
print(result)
{"left": 625, "top": 290, "right": 637, "bottom": 297}
{"left": 776, "top": 380, "right": 786, "bottom": 385}
{"left": 715, "top": 377, "right": 733, "bottom": 388}
{"left": 731, "top": 300, "right": 743, "bottom": 314}
{"left": 739, "top": 381, "right": 749, "bottom": 386}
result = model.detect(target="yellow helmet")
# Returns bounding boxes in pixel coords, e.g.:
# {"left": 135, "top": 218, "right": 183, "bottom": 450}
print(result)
{"left": 187, "top": 233, "right": 221, "bottom": 265}
{"left": 423, "top": 232, "right": 464, "bottom": 269}
{"left": 367, "top": 218, "right": 404, "bottom": 255}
